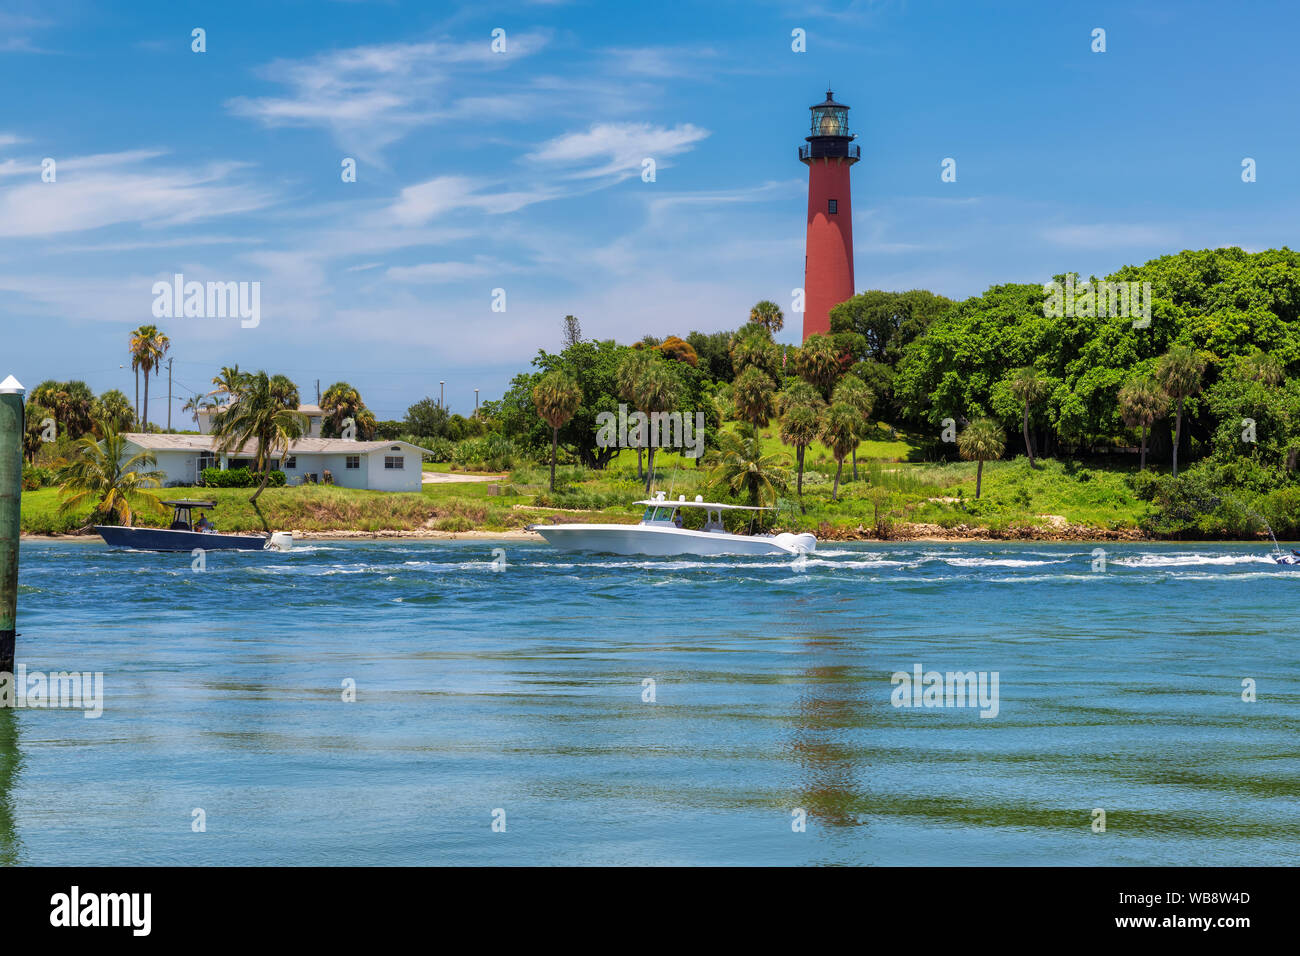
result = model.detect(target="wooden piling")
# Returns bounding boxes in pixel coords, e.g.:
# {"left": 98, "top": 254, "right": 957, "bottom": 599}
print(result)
{"left": 0, "top": 375, "right": 23, "bottom": 675}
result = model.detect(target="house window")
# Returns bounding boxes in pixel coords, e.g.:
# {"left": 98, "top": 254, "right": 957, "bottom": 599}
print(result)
{"left": 346, "top": 456, "right": 360, "bottom": 469}
{"left": 827, "top": 199, "right": 838, "bottom": 214}
{"left": 283, "top": 456, "right": 297, "bottom": 469}
{"left": 384, "top": 456, "right": 404, "bottom": 470}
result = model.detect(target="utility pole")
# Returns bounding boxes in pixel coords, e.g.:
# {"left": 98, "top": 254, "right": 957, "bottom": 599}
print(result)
{"left": 316, "top": 379, "right": 321, "bottom": 405}
{"left": 167, "top": 357, "right": 173, "bottom": 431}
{"left": 0, "top": 374, "right": 23, "bottom": 675}
{"left": 439, "top": 381, "right": 445, "bottom": 409}
{"left": 474, "top": 388, "right": 479, "bottom": 416}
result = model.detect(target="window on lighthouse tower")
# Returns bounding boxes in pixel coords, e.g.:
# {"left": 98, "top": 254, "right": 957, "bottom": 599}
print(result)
{"left": 827, "top": 199, "right": 838, "bottom": 215}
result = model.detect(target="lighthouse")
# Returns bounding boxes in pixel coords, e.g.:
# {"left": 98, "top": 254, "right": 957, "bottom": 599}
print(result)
{"left": 799, "top": 90, "right": 859, "bottom": 340}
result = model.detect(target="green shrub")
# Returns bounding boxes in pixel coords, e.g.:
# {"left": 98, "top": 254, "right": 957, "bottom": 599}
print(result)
{"left": 432, "top": 515, "right": 473, "bottom": 532}
{"left": 200, "top": 467, "right": 286, "bottom": 488}
{"left": 452, "top": 434, "right": 520, "bottom": 471}
{"left": 22, "top": 464, "right": 54, "bottom": 491}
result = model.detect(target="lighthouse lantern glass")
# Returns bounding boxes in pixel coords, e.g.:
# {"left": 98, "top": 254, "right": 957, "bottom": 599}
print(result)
{"left": 812, "top": 106, "right": 848, "bottom": 137}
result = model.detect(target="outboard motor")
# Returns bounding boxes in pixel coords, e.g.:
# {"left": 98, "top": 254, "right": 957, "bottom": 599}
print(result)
{"left": 774, "top": 532, "right": 817, "bottom": 554}
{"left": 266, "top": 532, "right": 294, "bottom": 552}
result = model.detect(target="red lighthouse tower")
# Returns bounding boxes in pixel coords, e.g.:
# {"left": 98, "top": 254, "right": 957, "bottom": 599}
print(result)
{"left": 799, "top": 90, "right": 859, "bottom": 340}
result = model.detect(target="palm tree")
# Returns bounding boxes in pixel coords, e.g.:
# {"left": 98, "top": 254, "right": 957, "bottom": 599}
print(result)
{"left": 749, "top": 300, "right": 785, "bottom": 335}
{"left": 732, "top": 366, "right": 777, "bottom": 430}
{"left": 617, "top": 349, "right": 655, "bottom": 479}
{"left": 129, "top": 325, "right": 169, "bottom": 429}
{"left": 1154, "top": 346, "right": 1206, "bottom": 477}
{"left": 209, "top": 371, "right": 309, "bottom": 503}
{"left": 958, "top": 417, "right": 1006, "bottom": 499}
{"left": 56, "top": 424, "right": 167, "bottom": 526}
{"left": 92, "top": 389, "right": 134, "bottom": 436}
{"left": 181, "top": 394, "right": 212, "bottom": 427}
{"left": 1118, "top": 376, "right": 1169, "bottom": 472}
{"left": 30, "top": 380, "right": 95, "bottom": 439}
{"left": 321, "top": 381, "right": 370, "bottom": 438}
{"left": 633, "top": 361, "right": 679, "bottom": 492}
{"left": 353, "top": 407, "right": 377, "bottom": 440}
{"left": 23, "top": 402, "right": 51, "bottom": 462}
{"left": 210, "top": 365, "right": 247, "bottom": 402}
{"left": 704, "top": 424, "right": 789, "bottom": 507}
{"left": 794, "top": 333, "right": 842, "bottom": 400}
{"left": 831, "top": 373, "right": 874, "bottom": 481}
{"left": 820, "top": 401, "right": 859, "bottom": 501}
{"left": 778, "top": 383, "right": 824, "bottom": 512}
{"left": 1239, "top": 349, "right": 1284, "bottom": 385}
{"left": 268, "top": 374, "right": 300, "bottom": 409}
{"left": 1009, "top": 366, "right": 1047, "bottom": 468}
{"left": 128, "top": 327, "right": 147, "bottom": 422}
{"left": 531, "top": 370, "right": 582, "bottom": 491}
{"left": 729, "top": 324, "right": 778, "bottom": 378}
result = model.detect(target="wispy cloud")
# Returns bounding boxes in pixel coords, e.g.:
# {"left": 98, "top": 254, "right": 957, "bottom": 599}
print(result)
{"left": 0, "top": 151, "right": 273, "bottom": 238}
{"left": 386, "top": 257, "right": 508, "bottom": 283}
{"left": 527, "top": 122, "right": 709, "bottom": 179}
{"left": 0, "top": 11, "right": 53, "bottom": 53}
{"left": 226, "top": 33, "right": 550, "bottom": 162}
{"left": 380, "top": 175, "right": 557, "bottom": 225}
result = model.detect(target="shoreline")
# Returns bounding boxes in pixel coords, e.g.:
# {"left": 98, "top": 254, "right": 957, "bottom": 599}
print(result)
{"left": 18, "top": 523, "right": 1281, "bottom": 544}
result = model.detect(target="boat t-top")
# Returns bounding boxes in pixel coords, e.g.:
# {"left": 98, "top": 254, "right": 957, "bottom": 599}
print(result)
{"left": 94, "top": 500, "right": 293, "bottom": 552}
{"left": 532, "top": 492, "right": 816, "bottom": 557}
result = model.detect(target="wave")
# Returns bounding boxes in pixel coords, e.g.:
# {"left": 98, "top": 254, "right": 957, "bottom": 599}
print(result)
{"left": 1110, "top": 553, "right": 1275, "bottom": 568}
{"left": 938, "top": 557, "right": 1071, "bottom": 568}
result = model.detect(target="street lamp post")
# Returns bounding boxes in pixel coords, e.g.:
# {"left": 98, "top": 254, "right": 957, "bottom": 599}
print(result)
{"left": 439, "top": 381, "right": 445, "bottom": 409}
{"left": 474, "top": 389, "right": 479, "bottom": 416}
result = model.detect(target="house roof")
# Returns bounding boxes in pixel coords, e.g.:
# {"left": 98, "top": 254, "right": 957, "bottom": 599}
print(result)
{"left": 198, "top": 402, "right": 323, "bottom": 415}
{"left": 122, "top": 433, "right": 434, "bottom": 456}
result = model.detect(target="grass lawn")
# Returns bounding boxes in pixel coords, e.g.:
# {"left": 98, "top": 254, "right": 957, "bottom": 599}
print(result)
{"left": 22, "top": 426, "right": 1155, "bottom": 537}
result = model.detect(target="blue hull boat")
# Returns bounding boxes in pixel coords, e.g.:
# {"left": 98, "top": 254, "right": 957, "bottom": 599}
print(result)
{"left": 94, "top": 499, "right": 292, "bottom": 552}
{"left": 95, "top": 525, "right": 275, "bottom": 551}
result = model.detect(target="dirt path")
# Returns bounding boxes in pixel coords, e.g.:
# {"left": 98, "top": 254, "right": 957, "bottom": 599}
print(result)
{"left": 420, "top": 472, "right": 507, "bottom": 484}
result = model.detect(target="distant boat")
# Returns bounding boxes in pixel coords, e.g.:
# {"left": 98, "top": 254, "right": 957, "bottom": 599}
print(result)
{"left": 1274, "top": 549, "right": 1300, "bottom": 565}
{"left": 532, "top": 492, "right": 816, "bottom": 557}
{"left": 94, "top": 500, "right": 292, "bottom": 552}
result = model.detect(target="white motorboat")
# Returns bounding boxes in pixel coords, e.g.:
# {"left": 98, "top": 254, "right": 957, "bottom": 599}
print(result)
{"left": 532, "top": 492, "right": 816, "bottom": 557}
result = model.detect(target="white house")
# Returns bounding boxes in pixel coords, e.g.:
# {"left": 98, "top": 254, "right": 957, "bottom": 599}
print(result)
{"left": 196, "top": 403, "right": 325, "bottom": 438}
{"left": 120, "top": 433, "right": 433, "bottom": 493}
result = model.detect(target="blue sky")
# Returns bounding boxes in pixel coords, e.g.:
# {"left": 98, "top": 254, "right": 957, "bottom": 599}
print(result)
{"left": 2, "top": 0, "right": 1298, "bottom": 421}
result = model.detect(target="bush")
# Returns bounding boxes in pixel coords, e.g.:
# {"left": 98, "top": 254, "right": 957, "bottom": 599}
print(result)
{"left": 200, "top": 467, "right": 286, "bottom": 488}
{"left": 423, "top": 437, "right": 454, "bottom": 463}
{"left": 452, "top": 434, "right": 520, "bottom": 471}
{"left": 22, "top": 464, "right": 54, "bottom": 490}
{"left": 432, "top": 515, "right": 473, "bottom": 532}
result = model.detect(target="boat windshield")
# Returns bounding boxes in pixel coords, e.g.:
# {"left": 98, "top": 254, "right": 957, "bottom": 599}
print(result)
{"left": 653, "top": 507, "right": 674, "bottom": 522}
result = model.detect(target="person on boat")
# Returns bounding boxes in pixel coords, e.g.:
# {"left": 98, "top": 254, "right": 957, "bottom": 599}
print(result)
{"left": 673, "top": 510, "right": 683, "bottom": 528}
{"left": 196, "top": 512, "right": 215, "bottom": 533}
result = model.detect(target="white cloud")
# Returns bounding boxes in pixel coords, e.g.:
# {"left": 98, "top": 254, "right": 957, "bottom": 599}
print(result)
{"left": 226, "top": 34, "right": 550, "bottom": 162}
{"left": 527, "top": 122, "right": 710, "bottom": 179}
{"left": 381, "top": 175, "right": 556, "bottom": 225}
{"left": 386, "top": 257, "right": 505, "bottom": 282}
{"left": 0, "top": 152, "right": 272, "bottom": 238}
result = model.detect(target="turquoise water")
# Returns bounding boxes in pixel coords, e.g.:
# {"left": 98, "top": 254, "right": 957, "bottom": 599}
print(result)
{"left": 2, "top": 538, "right": 1297, "bottom": 866}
